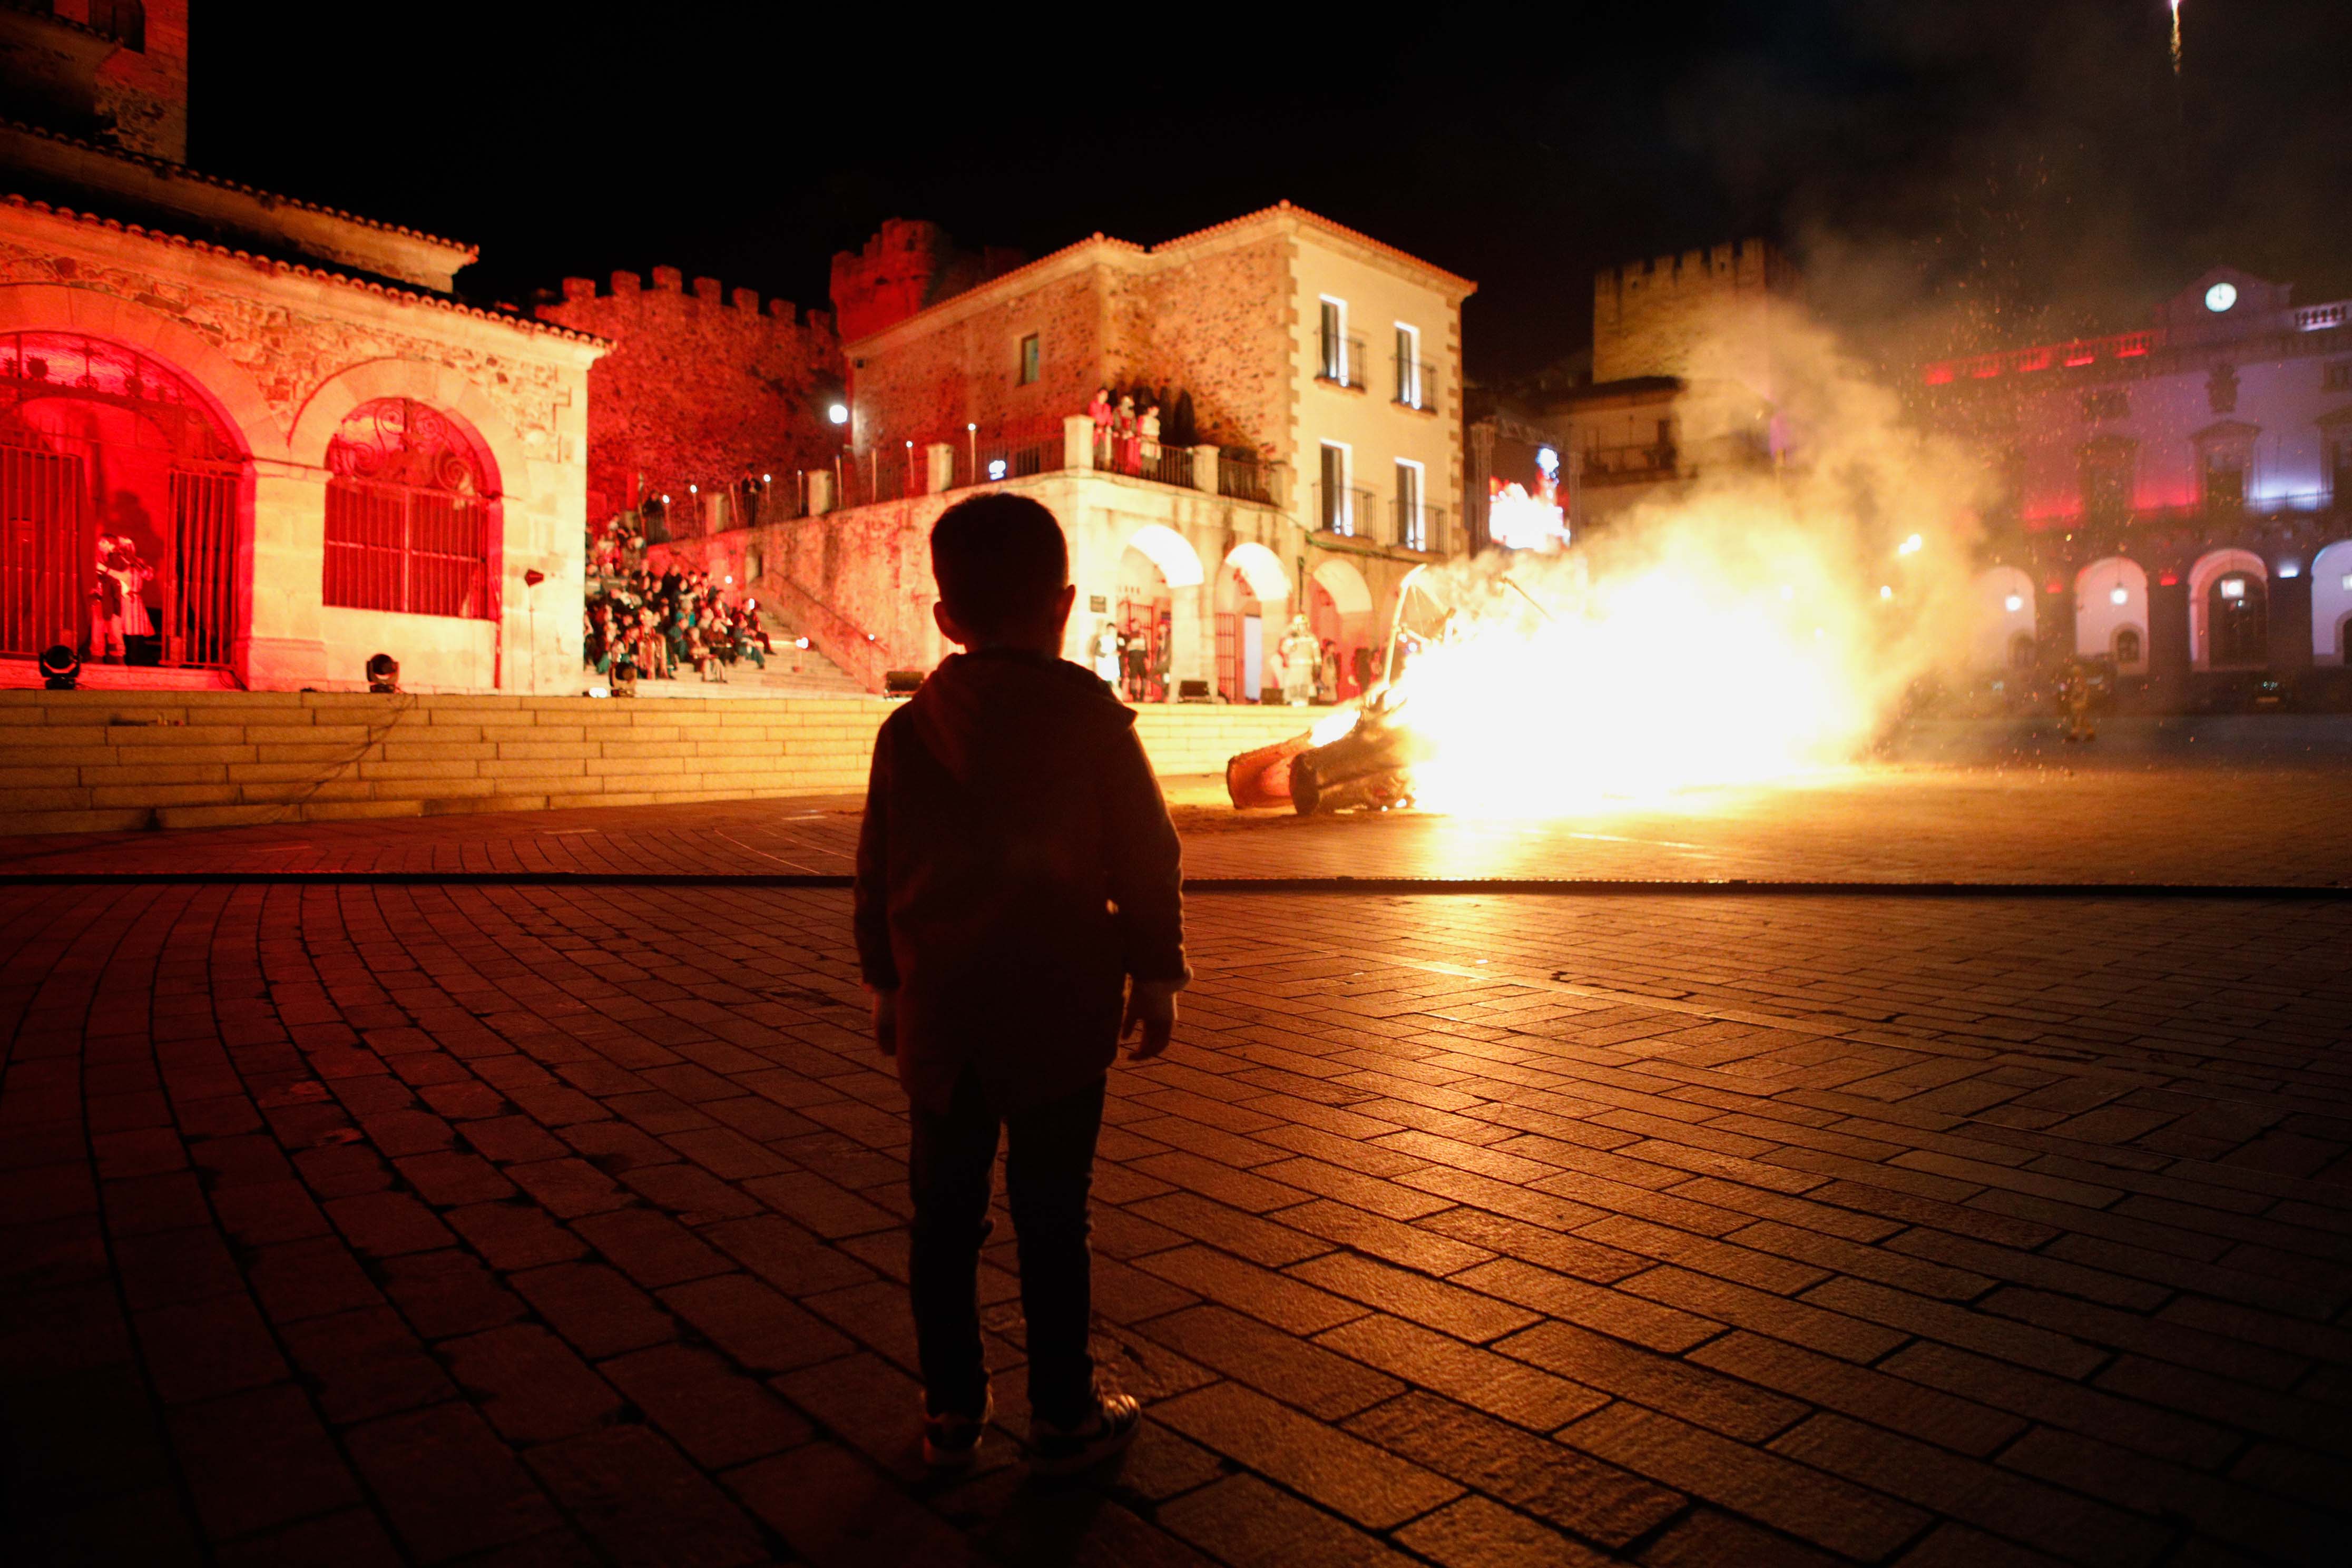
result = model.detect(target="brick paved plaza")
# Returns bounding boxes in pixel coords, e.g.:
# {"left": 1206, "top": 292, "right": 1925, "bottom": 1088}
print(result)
{"left": 3, "top": 763, "right": 2349, "bottom": 1565}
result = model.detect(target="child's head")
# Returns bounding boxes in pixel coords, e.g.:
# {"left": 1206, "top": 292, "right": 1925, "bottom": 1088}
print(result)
{"left": 929, "top": 493, "right": 1074, "bottom": 652}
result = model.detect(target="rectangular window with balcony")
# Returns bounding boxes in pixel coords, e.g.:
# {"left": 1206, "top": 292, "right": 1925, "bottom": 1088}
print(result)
{"left": 2202, "top": 445, "right": 2247, "bottom": 511}
{"left": 1319, "top": 299, "right": 1346, "bottom": 384}
{"left": 1395, "top": 459, "right": 1425, "bottom": 550}
{"left": 2078, "top": 438, "right": 2134, "bottom": 520}
{"left": 1018, "top": 333, "right": 1040, "bottom": 385}
{"left": 1319, "top": 442, "right": 1351, "bottom": 535}
{"left": 1394, "top": 325, "right": 1424, "bottom": 409}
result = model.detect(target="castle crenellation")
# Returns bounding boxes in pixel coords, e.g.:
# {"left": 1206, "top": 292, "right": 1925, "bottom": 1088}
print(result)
{"left": 1591, "top": 237, "right": 1795, "bottom": 385}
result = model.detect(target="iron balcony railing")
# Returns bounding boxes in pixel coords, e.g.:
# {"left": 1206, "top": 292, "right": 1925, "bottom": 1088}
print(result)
{"left": 1219, "top": 452, "right": 1276, "bottom": 504}
{"left": 1393, "top": 355, "right": 1438, "bottom": 413}
{"left": 1314, "top": 483, "right": 1376, "bottom": 537}
{"left": 1317, "top": 331, "right": 1370, "bottom": 390}
{"left": 1393, "top": 497, "right": 1451, "bottom": 553}
{"left": 1582, "top": 441, "right": 1679, "bottom": 486}
{"left": 1094, "top": 440, "right": 1193, "bottom": 488}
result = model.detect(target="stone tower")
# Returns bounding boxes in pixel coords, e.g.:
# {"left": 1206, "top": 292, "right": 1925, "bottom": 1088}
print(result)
{"left": 1592, "top": 239, "right": 1799, "bottom": 395}
{"left": 0, "top": 0, "right": 190, "bottom": 162}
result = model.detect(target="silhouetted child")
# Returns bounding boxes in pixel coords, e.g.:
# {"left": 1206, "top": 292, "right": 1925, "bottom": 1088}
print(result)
{"left": 855, "top": 492, "right": 1185, "bottom": 1474}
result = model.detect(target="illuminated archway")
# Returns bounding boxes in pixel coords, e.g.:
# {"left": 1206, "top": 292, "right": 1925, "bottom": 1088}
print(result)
{"left": 1222, "top": 541, "right": 1289, "bottom": 607}
{"left": 0, "top": 331, "right": 250, "bottom": 667}
{"left": 1972, "top": 565, "right": 2035, "bottom": 669}
{"left": 1214, "top": 542, "right": 1287, "bottom": 702}
{"left": 2073, "top": 557, "right": 2148, "bottom": 672}
{"left": 2187, "top": 548, "right": 2267, "bottom": 670}
{"left": 2311, "top": 540, "right": 2352, "bottom": 664}
{"left": 1309, "top": 557, "right": 1374, "bottom": 699}
{"left": 1120, "top": 523, "right": 1203, "bottom": 590}
{"left": 1310, "top": 556, "right": 1373, "bottom": 616}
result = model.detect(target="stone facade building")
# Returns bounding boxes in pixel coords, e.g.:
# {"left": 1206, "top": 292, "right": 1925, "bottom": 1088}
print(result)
{"left": 0, "top": 3, "right": 601, "bottom": 694}
{"left": 1927, "top": 267, "right": 2352, "bottom": 707}
{"left": 690, "top": 202, "right": 1475, "bottom": 702}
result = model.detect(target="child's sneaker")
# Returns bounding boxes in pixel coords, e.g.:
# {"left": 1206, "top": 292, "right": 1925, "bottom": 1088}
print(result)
{"left": 921, "top": 1390, "right": 993, "bottom": 1469}
{"left": 1028, "top": 1388, "right": 1142, "bottom": 1475}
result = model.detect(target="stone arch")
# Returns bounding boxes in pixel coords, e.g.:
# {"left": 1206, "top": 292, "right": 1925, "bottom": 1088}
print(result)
{"left": 1222, "top": 541, "right": 1289, "bottom": 607}
{"left": 2186, "top": 547, "right": 2267, "bottom": 671}
{"left": 290, "top": 359, "right": 526, "bottom": 500}
{"left": 1119, "top": 522, "right": 1203, "bottom": 590}
{"left": 1308, "top": 558, "right": 1375, "bottom": 700}
{"left": 2311, "top": 540, "right": 2352, "bottom": 665}
{"left": 2073, "top": 557, "right": 2148, "bottom": 671}
{"left": 1972, "top": 565, "right": 2035, "bottom": 669}
{"left": 0, "top": 282, "right": 277, "bottom": 458}
{"left": 1310, "top": 556, "right": 1373, "bottom": 616}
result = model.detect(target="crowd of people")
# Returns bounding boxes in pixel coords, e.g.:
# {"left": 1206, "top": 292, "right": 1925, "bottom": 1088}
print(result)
{"left": 1086, "top": 615, "right": 1173, "bottom": 702}
{"left": 584, "top": 562, "right": 773, "bottom": 687}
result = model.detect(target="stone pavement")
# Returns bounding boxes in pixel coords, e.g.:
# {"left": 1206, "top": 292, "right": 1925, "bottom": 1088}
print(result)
{"left": 3, "top": 780, "right": 2350, "bottom": 1566}
{"left": 3, "top": 763, "right": 2350, "bottom": 885}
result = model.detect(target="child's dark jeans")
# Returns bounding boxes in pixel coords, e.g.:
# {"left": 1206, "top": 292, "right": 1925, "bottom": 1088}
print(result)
{"left": 908, "top": 1064, "right": 1106, "bottom": 1428}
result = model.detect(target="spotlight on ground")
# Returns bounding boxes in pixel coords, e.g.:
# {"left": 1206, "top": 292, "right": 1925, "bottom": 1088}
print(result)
{"left": 365, "top": 653, "right": 401, "bottom": 694}
{"left": 38, "top": 644, "right": 79, "bottom": 690}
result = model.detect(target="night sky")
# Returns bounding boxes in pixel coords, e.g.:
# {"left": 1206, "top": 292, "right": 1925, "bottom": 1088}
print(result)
{"left": 201, "top": 2, "right": 2352, "bottom": 380}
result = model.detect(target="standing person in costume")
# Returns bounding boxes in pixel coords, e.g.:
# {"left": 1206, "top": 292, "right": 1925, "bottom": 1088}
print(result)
{"left": 1278, "top": 615, "right": 1319, "bottom": 705}
{"left": 1139, "top": 404, "right": 1161, "bottom": 473}
{"left": 1087, "top": 388, "right": 1114, "bottom": 469}
{"left": 1114, "top": 396, "right": 1139, "bottom": 475}
{"left": 1090, "top": 618, "right": 1121, "bottom": 686}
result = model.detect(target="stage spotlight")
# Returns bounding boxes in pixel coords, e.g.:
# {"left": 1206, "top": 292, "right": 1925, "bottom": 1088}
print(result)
{"left": 365, "top": 653, "right": 401, "bottom": 694}
{"left": 38, "top": 644, "right": 80, "bottom": 690}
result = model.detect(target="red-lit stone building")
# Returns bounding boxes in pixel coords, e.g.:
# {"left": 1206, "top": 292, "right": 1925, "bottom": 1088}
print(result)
{"left": 1925, "top": 268, "right": 2352, "bottom": 707}
{"left": 0, "top": 2, "right": 601, "bottom": 694}
{"left": 658, "top": 204, "right": 1474, "bottom": 701}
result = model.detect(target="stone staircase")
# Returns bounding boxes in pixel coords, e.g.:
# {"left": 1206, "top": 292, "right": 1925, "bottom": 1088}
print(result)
{"left": 595, "top": 638, "right": 869, "bottom": 699}
{"left": 0, "top": 690, "right": 1314, "bottom": 836}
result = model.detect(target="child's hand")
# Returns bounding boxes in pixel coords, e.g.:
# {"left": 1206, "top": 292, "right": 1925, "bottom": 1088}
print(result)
{"left": 1123, "top": 980, "right": 1180, "bottom": 1061}
{"left": 871, "top": 987, "right": 898, "bottom": 1056}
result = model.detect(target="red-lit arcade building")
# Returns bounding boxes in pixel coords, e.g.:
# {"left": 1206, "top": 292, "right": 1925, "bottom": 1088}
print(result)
{"left": 0, "top": 3, "right": 600, "bottom": 693}
{"left": 1926, "top": 268, "right": 2352, "bottom": 708}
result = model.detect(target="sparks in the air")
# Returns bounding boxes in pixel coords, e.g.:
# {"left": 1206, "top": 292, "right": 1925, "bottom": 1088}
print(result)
{"left": 2170, "top": 0, "right": 2182, "bottom": 76}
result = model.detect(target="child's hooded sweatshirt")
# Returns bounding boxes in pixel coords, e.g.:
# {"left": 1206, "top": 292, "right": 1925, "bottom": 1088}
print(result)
{"left": 855, "top": 648, "right": 1187, "bottom": 1113}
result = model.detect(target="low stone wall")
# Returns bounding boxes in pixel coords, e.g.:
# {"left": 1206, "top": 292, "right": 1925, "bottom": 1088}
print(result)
{"left": 0, "top": 691, "right": 1317, "bottom": 836}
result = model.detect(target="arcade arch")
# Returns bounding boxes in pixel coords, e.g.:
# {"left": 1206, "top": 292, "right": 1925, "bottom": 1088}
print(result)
{"left": 2311, "top": 540, "right": 2352, "bottom": 664}
{"left": 1215, "top": 541, "right": 1289, "bottom": 703}
{"left": 1971, "top": 565, "right": 2035, "bottom": 670}
{"left": 1309, "top": 557, "right": 1374, "bottom": 699}
{"left": 0, "top": 330, "right": 250, "bottom": 667}
{"left": 2187, "top": 548, "right": 2267, "bottom": 670}
{"left": 1105, "top": 525, "right": 1202, "bottom": 703}
{"left": 2073, "top": 556, "right": 2148, "bottom": 672}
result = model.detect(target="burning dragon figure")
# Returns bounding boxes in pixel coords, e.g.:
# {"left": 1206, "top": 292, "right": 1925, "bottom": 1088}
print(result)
{"left": 1226, "top": 564, "right": 1506, "bottom": 815}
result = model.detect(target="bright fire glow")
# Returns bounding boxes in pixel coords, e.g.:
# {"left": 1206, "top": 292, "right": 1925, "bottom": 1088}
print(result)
{"left": 1387, "top": 560, "right": 1880, "bottom": 814}
{"left": 1357, "top": 308, "right": 1985, "bottom": 818}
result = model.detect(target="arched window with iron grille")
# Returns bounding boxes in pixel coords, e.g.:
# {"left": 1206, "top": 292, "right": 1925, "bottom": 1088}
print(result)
{"left": 324, "top": 399, "right": 499, "bottom": 620}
